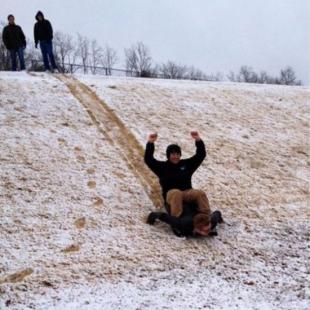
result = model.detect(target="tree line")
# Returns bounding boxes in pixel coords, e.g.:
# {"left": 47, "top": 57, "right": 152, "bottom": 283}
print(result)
{"left": 0, "top": 21, "right": 302, "bottom": 85}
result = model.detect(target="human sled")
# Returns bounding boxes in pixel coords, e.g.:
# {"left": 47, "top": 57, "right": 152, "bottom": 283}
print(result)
{"left": 147, "top": 202, "right": 224, "bottom": 238}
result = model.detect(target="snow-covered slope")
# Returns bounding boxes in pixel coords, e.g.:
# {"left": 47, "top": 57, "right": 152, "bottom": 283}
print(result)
{"left": 0, "top": 72, "right": 309, "bottom": 309}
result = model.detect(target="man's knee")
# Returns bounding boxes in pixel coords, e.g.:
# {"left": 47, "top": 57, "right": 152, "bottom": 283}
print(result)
{"left": 166, "top": 189, "right": 183, "bottom": 217}
{"left": 166, "top": 189, "right": 182, "bottom": 202}
{"left": 186, "top": 189, "right": 207, "bottom": 200}
{"left": 196, "top": 189, "right": 207, "bottom": 198}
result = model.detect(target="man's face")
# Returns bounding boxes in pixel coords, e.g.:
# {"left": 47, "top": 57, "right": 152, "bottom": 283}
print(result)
{"left": 194, "top": 223, "right": 211, "bottom": 236}
{"left": 169, "top": 152, "right": 181, "bottom": 164}
{"left": 8, "top": 16, "right": 15, "bottom": 25}
{"left": 38, "top": 15, "right": 43, "bottom": 21}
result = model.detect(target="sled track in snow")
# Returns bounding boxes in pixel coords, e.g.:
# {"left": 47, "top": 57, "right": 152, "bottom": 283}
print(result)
{"left": 56, "top": 74, "right": 162, "bottom": 207}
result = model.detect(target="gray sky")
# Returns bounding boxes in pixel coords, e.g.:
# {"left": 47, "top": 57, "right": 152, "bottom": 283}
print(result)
{"left": 2, "top": 0, "right": 310, "bottom": 85}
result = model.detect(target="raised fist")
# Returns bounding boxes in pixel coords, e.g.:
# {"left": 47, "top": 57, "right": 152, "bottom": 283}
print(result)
{"left": 148, "top": 132, "right": 158, "bottom": 143}
{"left": 190, "top": 131, "right": 200, "bottom": 140}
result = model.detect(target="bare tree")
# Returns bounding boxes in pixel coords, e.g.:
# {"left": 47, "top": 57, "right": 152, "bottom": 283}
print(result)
{"left": 205, "top": 72, "right": 223, "bottom": 82}
{"left": 186, "top": 66, "right": 207, "bottom": 80}
{"left": 230, "top": 66, "right": 276, "bottom": 84}
{"left": 124, "top": 41, "right": 152, "bottom": 76}
{"left": 257, "top": 71, "right": 269, "bottom": 84}
{"left": 228, "top": 65, "right": 302, "bottom": 85}
{"left": 125, "top": 48, "right": 138, "bottom": 76}
{"left": 227, "top": 71, "right": 237, "bottom": 82}
{"left": 160, "top": 61, "right": 187, "bottom": 79}
{"left": 101, "top": 45, "right": 118, "bottom": 75}
{"left": 0, "top": 21, "right": 10, "bottom": 70}
{"left": 237, "top": 66, "right": 259, "bottom": 83}
{"left": 89, "top": 39, "right": 104, "bottom": 74}
{"left": 148, "top": 64, "right": 162, "bottom": 78}
{"left": 279, "top": 66, "right": 301, "bottom": 85}
{"left": 76, "top": 33, "right": 90, "bottom": 74}
{"left": 53, "top": 31, "right": 75, "bottom": 72}
{"left": 24, "top": 40, "right": 42, "bottom": 70}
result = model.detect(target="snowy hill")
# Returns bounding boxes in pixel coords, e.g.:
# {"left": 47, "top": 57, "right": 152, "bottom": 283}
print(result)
{"left": 0, "top": 72, "right": 309, "bottom": 309}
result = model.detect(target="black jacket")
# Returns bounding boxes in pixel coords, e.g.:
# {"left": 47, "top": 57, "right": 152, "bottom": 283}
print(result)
{"left": 144, "top": 140, "right": 206, "bottom": 200}
{"left": 2, "top": 24, "right": 26, "bottom": 50}
{"left": 34, "top": 12, "right": 53, "bottom": 45}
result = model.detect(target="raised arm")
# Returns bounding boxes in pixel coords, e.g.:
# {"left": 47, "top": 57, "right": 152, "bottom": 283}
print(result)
{"left": 144, "top": 133, "right": 162, "bottom": 175}
{"left": 184, "top": 131, "right": 206, "bottom": 170}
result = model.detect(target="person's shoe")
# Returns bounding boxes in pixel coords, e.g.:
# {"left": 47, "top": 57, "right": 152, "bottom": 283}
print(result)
{"left": 147, "top": 212, "right": 156, "bottom": 225}
{"left": 213, "top": 210, "right": 224, "bottom": 223}
{"left": 146, "top": 212, "right": 162, "bottom": 225}
{"left": 218, "top": 211, "right": 224, "bottom": 223}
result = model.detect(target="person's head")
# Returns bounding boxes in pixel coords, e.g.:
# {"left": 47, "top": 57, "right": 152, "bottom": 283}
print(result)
{"left": 166, "top": 144, "right": 181, "bottom": 164}
{"left": 193, "top": 213, "right": 211, "bottom": 236}
{"left": 7, "top": 14, "right": 15, "bottom": 25}
{"left": 35, "top": 11, "right": 44, "bottom": 21}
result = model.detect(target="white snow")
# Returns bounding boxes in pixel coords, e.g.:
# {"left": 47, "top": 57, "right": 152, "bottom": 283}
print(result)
{"left": 0, "top": 72, "right": 309, "bottom": 309}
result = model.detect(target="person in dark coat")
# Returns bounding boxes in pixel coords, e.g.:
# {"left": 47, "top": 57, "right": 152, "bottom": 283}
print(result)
{"left": 144, "top": 131, "right": 216, "bottom": 236}
{"left": 34, "top": 11, "right": 57, "bottom": 72}
{"left": 2, "top": 15, "right": 26, "bottom": 71}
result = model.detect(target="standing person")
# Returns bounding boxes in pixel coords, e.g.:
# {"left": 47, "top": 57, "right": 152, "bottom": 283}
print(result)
{"left": 2, "top": 14, "right": 26, "bottom": 71}
{"left": 144, "top": 131, "right": 213, "bottom": 236}
{"left": 34, "top": 11, "right": 57, "bottom": 72}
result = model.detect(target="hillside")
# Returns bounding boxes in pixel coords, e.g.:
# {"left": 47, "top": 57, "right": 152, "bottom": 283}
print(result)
{"left": 0, "top": 72, "right": 309, "bottom": 309}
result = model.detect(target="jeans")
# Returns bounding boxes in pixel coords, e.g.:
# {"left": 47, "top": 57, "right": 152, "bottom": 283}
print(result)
{"left": 39, "top": 40, "right": 57, "bottom": 70}
{"left": 9, "top": 47, "right": 25, "bottom": 71}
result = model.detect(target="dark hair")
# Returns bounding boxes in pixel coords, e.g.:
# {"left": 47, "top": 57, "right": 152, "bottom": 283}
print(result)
{"left": 7, "top": 14, "right": 14, "bottom": 20}
{"left": 166, "top": 144, "right": 182, "bottom": 158}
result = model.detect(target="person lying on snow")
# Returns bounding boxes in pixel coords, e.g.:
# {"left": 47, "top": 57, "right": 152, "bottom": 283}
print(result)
{"left": 144, "top": 131, "right": 223, "bottom": 237}
{"left": 147, "top": 207, "right": 224, "bottom": 237}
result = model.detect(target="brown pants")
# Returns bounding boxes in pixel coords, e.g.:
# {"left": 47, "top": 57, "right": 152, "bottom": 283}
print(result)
{"left": 166, "top": 189, "right": 211, "bottom": 218}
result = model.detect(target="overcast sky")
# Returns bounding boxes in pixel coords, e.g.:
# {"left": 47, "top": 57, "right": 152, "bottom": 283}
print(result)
{"left": 1, "top": 0, "right": 309, "bottom": 85}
